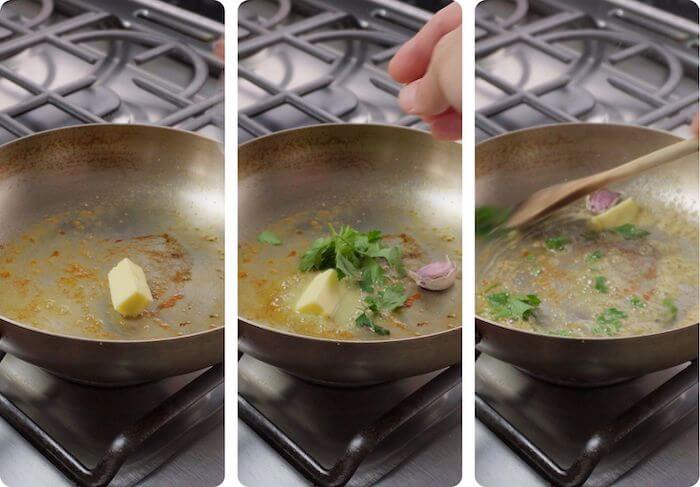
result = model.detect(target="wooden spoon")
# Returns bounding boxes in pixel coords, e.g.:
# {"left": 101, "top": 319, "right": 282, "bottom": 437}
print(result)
{"left": 505, "top": 137, "right": 699, "bottom": 229}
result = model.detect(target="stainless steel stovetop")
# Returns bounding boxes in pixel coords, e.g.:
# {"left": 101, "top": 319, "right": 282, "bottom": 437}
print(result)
{"left": 0, "top": 0, "right": 224, "bottom": 486}
{"left": 476, "top": 1, "right": 698, "bottom": 486}
{"left": 237, "top": 1, "right": 463, "bottom": 486}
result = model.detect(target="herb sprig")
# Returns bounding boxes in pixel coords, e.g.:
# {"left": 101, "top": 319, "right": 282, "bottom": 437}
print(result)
{"left": 486, "top": 292, "right": 541, "bottom": 321}
{"left": 300, "top": 224, "right": 408, "bottom": 335}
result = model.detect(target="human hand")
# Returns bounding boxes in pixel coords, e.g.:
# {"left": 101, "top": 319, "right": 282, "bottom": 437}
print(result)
{"left": 388, "top": 3, "right": 462, "bottom": 140}
{"left": 692, "top": 113, "right": 699, "bottom": 136}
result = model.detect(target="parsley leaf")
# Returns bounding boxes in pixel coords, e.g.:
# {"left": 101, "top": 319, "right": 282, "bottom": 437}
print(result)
{"left": 359, "top": 258, "right": 384, "bottom": 292}
{"left": 661, "top": 297, "right": 678, "bottom": 323}
{"left": 476, "top": 206, "right": 510, "bottom": 237}
{"left": 593, "top": 308, "right": 627, "bottom": 335}
{"left": 594, "top": 276, "right": 609, "bottom": 293}
{"left": 364, "top": 284, "right": 407, "bottom": 313}
{"left": 612, "top": 224, "right": 650, "bottom": 240}
{"left": 299, "top": 236, "right": 334, "bottom": 272}
{"left": 486, "top": 292, "right": 541, "bottom": 321}
{"left": 257, "top": 231, "right": 282, "bottom": 246}
{"left": 545, "top": 236, "right": 569, "bottom": 250}
{"left": 630, "top": 296, "right": 646, "bottom": 309}
{"left": 587, "top": 250, "right": 603, "bottom": 262}
{"left": 356, "top": 312, "right": 390, "bottom": 336}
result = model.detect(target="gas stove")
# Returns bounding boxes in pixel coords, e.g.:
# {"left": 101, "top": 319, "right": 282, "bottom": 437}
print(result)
{"left": 237, "top": 1, "right": 463, "bottom": 486}
{"left": 476, "top": 1, "right": 699, "bottom": 486}
{"left": 0, "top": 0, "right": 224, "bottom": 486}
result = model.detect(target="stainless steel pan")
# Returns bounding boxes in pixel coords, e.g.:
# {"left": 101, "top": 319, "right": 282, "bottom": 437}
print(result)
{"left": 0, "top": 124, "right": 224, "bottom": 385}
{"left": 238, "top": 124, "right": 462, "bottom": 385}
{"left": 476, "top": 123, "right": 699, "bottom": 385}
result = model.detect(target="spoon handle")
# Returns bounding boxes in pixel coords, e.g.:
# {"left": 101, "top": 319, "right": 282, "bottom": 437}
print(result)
{"left": 590, "top": 138, "right": 699, "bottom": 187}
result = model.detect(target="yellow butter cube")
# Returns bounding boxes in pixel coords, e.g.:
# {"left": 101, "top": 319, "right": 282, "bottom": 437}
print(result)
{"left": 589, "top": 198, "right": 640, "bottom": 231}
{"left": 295, "top": 269, "right": 340, "bottom": 317}
{"left": 108, "top": 258, "right": 154, "bottom": 317}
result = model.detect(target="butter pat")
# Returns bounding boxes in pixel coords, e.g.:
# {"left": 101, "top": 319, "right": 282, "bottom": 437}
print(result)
{"left": 589, "top": 198, "right": 640, "bottom": 231}
{"left": 295, "top": 269, "right": 340, "bottom": 317}
{"left": 108, "top": 258, "right": 153, "bottom": 317}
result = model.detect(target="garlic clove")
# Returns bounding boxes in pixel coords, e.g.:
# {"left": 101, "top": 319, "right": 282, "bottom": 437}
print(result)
{"left": 409, "top": 256, "right": 457, "bottom": 291}
{"left": 586, "top": 189, "right": 622, "bottom": 214}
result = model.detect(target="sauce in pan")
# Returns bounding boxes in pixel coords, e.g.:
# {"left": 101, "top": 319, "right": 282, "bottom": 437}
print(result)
{"left": 0, "top": 207, "right": 224, "bottom": 340}
{"left": 476, "top": 201, "right": 699, "bottom": 337}
{"left": 239, "top": 208, "right": 461, "bottom": 340}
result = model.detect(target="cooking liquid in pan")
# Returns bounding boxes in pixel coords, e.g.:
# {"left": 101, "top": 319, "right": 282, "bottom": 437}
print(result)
{"left": 476, "top": 201, "right": 699, "bottom": 337}
{"left": 0, "top": 206, "right": 224, "bottom": 340}
{"left": 239, "top": 207, "right": 462, "bottom": 340}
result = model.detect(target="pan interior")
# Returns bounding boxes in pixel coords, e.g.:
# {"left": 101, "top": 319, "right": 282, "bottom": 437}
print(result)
{"left": 0, "top": 126, "right": 224, "bottom": 341}
{"left": 238, "top": 125, "right": 462, "bottom": 341}
{"left": 476, "top": 124, "right": 699, "bottom": 338}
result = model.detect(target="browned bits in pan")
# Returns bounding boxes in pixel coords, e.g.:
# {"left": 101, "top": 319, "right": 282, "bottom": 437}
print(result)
{"left": 404, "top": 292, "right": 421, "bottom": 308}
{"left": 287, "top": 250, "right": 297, "bottom": 257}
{"left": 158, "top": 294, "right": 184, "bottom": 310}
{"left": 50, "top": 250, "right": 60, "bottom": 257}
{"left": 0, "top": 271, "right": 10, "bottom": 278}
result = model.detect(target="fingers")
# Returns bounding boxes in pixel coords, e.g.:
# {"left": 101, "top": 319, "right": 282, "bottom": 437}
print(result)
{"left": 692, "top": 113, "right": 699, "bottom": 137}
{"left": 398, "top": 26, "right": 462, "bottom": 117}
{"left": 214, "top": 37, "right": 224, "bottom": 60}
{"left": 388, "top": 2, "right": 462, "bottom": 84}
{"left": 425, "top": 110, "right": 462, "bottom": 140}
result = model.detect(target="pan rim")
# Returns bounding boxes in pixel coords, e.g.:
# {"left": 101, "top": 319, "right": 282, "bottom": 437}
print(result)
{"left": 476, "top": 122, "right": 698, "bottom": 342}
{"left": 0, "top": 123, "right": 225, "bottom": 344}
{"left": 238, "top": 122, "right": 462, "bottom": 345}
{"left": 0, "top": 122, "right": 224, "bottom": 149}
{"left": 238, "top": 122, "right": 458, "bottom": 150}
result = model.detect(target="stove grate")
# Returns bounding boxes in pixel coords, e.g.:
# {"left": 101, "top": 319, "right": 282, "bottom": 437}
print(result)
{"left": 476, "top": 358, "right": 698, "bottom": 487}
{"left": 238, "top": 353, "right": 461, "bottom": 487}
{"left": 0, "top": 352, "right": 224, "bottom": 487}
{"left": 0, "top": 0, "right": 223, "bottom": 141}
{"left": 237, "top": 0, "right": 425, "bottom": 140}
{"left": 476, "top": 0, "right": 700, "bottom": 136}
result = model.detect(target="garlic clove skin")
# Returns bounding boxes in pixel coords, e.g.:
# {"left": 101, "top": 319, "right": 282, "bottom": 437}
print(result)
{"left": 586, "top": 189, "right": 622, "bottom": 214}
{"left": 408, "top": 256, "right": 457, "bottom": 291}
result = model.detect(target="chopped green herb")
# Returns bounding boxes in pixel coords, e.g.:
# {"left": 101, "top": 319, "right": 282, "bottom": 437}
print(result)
{"left": 661, "top": 297, "right": 678, "bottom": 323}
{"left": 587, "top": 250, "right": 603, "bottom": 262}
{"left": 476, "top": 206, "right": 510, "bottom": 237}
{"left": 594, "top": 276, "right": 609, "bottom": 293}
{"left": 593, "top": 308, "right": 627, "bottom": 335}
{"left": 526, "top": 254, "right": 536, "bottom": 262}
{"left": 359, "top": 258, "right": 384, "bottom": 292}
{"left": 364, "top": 284, "right": 407, "bottom": 314}
{"left": 257, "top": 230, "right": 282, "bottom": 246}
{"left": 355, "top": 313, "right": 390, "bottom": 336}
{"left": 612, "top": 224, "right": 650, "bottom": 240}
{"left": 299, "top": 225, "right": 404, "bottom": 278}
{"left": 545, "top": 236, "right": 570, "bottom": 250}
{"left": 530, "top": 266, "right": 542, "bottom": 277}
{"left": 630, "top": 296, "right": 646, "bottom": 309}
{"left": 486, "top": 292, "right": 541, "bottom": 321}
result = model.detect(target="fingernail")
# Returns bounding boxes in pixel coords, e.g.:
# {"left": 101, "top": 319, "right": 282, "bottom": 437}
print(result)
{"left": 398, "top": 81, "right": 419, "bottom": 114}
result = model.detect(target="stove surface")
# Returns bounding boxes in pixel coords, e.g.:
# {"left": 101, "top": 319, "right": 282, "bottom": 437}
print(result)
{"left": 476, "top": 1, "right": 699, "bottom": 485}
{"left": 0, "top": 0, "right": 224, "bottom": 485}
{"left": 237, "top": 1, "right": 463, "bottom": 485}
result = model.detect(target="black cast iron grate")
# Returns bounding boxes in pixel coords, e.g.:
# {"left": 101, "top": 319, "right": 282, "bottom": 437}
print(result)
{"left": 237, "top": 0, "right": 424, "bottom": 140}
{"left": 0, "top": 0, "right": 224, "bottom": 140}
{"left": 238, "top": 353, "right": 462, "bottom": 487}
{"left": 475, "top": 350, "right": 698, "bottom": 487}
{"left": 0, "top": 351, "right": 224, "bottom": 487}
{"left": 476, "top": 0, "right": 699, "bottom": 136}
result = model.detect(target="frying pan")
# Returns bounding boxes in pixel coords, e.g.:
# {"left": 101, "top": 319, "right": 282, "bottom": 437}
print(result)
{"left": 0, "top": 124, "right": 224, "bottom": 386}
{"left": 476, "top": 123, "right": 699, "bottom": 386}
{"left": 238, "top": 124, "right": 462, "bottom": 385}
